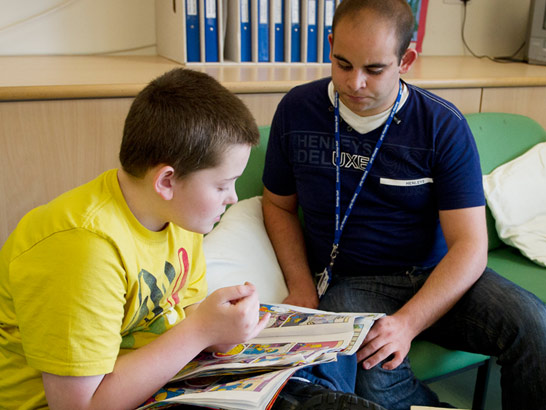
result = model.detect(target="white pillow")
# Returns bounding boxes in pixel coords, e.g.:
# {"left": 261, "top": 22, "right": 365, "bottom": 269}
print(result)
{"left": 203, "top": 196, "right": 288, "bottom": 303}
{"left": 483, "top": 142, "right": 546, "bottom": 267}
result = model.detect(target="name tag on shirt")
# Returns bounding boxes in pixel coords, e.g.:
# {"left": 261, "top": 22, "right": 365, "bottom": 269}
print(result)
{"left": 380, "top": 177, "right": 434, "bottom": 187}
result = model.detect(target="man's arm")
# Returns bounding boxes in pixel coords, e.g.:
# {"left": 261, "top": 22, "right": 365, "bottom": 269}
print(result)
{"left": 262, "top": 187, "right": 319, "bottom": 309}
{"left": 42, "top": 284, "right": 270, "bottom": 410}
{"left": 356, "top": 205, "right": 488, "bottom": 370}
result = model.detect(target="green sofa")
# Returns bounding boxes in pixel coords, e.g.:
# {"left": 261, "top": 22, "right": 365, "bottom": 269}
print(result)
{"left": 469, "top": 113, "right": 546, "bottom": 302}
{"left": 234, "top": 112, "right": 546, "bottom": 409}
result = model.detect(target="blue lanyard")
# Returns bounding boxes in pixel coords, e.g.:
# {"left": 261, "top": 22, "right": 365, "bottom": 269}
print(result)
{"left": 316, "top": 81, "right": 403, "bottom": 298}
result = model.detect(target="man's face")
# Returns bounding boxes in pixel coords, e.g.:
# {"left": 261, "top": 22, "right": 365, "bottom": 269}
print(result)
{"left": 329, "top": 12, "right": 408, "bottom": 117}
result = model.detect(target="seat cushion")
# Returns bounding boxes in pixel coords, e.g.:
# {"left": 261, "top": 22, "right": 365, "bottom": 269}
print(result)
{"left": 487, "top": 246, "right": 546, "bottom": 303}
{"left": 409, "top": 340, "right": 489, "bottom": 382}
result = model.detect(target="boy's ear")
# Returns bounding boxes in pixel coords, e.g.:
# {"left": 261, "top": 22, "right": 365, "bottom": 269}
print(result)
{"left": 153, "top": 165, "right": 176, "bottom": 201}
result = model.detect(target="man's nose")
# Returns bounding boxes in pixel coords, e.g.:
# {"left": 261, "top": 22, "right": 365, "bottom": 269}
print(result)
{"left": 347, "top": 70, "right": 367, "bottom": 91}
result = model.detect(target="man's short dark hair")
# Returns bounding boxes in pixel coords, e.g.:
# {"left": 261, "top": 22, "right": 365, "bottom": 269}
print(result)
{"left": 120, "top": 68, "right": 259, "bottom": 179}
{"left": 332, "top": 0, "right": 415, "bottom": 62}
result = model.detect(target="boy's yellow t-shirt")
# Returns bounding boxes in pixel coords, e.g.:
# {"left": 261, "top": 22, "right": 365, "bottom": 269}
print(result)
{"left": 0, "top": 169, "right": 208, "bottom": 409}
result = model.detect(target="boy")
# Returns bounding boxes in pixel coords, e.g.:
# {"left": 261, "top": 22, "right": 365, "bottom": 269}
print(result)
{"left": 0, "top": 68, "right": 269, "bottom": 409}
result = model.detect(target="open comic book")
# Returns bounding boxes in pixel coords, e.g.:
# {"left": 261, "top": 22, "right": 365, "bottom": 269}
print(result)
{"left": 137, "top": 303, "right": 385, "bottom": 410}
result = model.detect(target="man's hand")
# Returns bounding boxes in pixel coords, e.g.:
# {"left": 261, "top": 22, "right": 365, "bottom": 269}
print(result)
{"left": 282, "top": 282, "right": 319, "bottom": 309}
{"left": 356, "top": 314, "right": 415, "bottom": 371}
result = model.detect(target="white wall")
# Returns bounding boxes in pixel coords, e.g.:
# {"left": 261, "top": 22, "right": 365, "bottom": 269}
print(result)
{"left": 0, "top": 0, "right": 532, "bottom": 58}
{"left": 422, "top": 0, "right": 531, "bottom": 58}
{"left": 0, "top": 0, "right": 156, "bottom": 55}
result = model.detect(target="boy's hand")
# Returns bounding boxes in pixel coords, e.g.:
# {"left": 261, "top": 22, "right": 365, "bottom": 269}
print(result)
{"left": 194, "top": 282, "right": 270, "bottom": 348}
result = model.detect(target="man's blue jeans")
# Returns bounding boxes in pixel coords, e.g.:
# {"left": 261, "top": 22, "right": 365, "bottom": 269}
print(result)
{"left": 295, "top": 267, "right": 546, "bottom": 410}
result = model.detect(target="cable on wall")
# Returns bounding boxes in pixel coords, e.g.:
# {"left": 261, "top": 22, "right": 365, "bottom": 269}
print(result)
{"left": 0, "top": 0, "right": 155, "bottom": 56}
{"left": 461, "top": 0, "right": 526, "bottom": 63}
{"left": 0, "top": 0, "right": 80, "bottom": 34}
{"left": 72, "top": 44, "right": 158, "bottom": 56}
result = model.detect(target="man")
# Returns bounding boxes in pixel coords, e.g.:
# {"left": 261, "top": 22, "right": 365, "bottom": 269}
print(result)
{"left": 262, "top": 0, "right": 546, "bottom": 409}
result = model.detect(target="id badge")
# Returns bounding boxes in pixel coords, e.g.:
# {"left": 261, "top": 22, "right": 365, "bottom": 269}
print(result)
{"left": 315, "top": 267, "right": 331, "bottom": 298}
{"left": 316, "top": 244, "right": 338, "bottom": 298}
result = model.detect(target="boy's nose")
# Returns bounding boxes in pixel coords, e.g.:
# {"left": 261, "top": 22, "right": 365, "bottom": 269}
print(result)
{"left": 226, "top": 188, "right": 238, "bottom": 205}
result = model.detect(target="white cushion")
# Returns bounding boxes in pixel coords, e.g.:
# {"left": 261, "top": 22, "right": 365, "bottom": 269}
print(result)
{"left": 483, "top": 142, "right": 546, "bottom": 267}
{"left": 203, "top": 196, "right": 288, "bottom": 303}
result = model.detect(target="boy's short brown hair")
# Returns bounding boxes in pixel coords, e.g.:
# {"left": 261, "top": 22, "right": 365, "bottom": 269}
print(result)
{"left": 120, "top": 68, "right": 259, "bottom": 178}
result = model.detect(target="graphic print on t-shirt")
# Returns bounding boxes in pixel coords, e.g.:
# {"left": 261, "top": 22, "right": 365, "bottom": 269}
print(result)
{"left": 290, "top": 132, "right": 374, "bottom": 171}
{"left": 121, "top": 247, "right": 190, "bottom": 347}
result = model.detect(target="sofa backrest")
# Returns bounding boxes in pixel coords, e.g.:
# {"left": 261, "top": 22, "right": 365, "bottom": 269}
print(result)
{"left": 235, "top": 126, "right": 271, "bottom": 201}
{"left": 466, "top": 113, "right": 546, "bottom": 250}
{"left": 237, "top": 114, "right": 546, "bottom": 252}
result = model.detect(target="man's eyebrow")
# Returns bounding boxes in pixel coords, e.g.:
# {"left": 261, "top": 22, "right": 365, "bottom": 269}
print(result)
{"left": 365, "top": 62, "right": 390, "bottom": 69}
{"left": 332, "top": 54, "right": 390, "bottom": 69}
{"left": 332, "top": 53, "right": 350, "bottom": 64}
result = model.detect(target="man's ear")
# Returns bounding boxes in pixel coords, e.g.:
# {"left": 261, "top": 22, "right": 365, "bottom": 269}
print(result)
{"left": 153, "top": 165, "right": 176, "bottom": 201}
{"left": 399, "top": 48, "right": 418, "bottom": 75}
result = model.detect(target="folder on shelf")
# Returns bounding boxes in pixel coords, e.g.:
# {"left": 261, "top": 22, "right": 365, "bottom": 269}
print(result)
{"left": 240, "top": 0, "right": 252, "bottom": 61}
{"left": 252, "top": 0, "right": 270, "bottom": 62}
{"left": 271, "top": 0, "right": 284, "bottom": 62}
{"left": 319, "top": 0, "right": 335, "bottom": 62}
{"left": 285, "top": 0, "right": 301, "bottom": 62}
{"left": 302, "top": 0, "right": 318, "bottom": 62}
{"left": 185, "top": 0, "right": 201, "bottom": 62}
{"left": 202, "top": 0, "right": 219, "bottom": 62}
{"left": 225, "top": 0, "right": 252, "bottom": 62}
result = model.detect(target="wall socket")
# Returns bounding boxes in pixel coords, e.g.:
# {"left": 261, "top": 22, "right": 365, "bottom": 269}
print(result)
{"left": 443, "top": 0, "right": 472, "bottom": 4}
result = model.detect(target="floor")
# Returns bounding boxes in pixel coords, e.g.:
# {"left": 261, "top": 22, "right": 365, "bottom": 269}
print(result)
{"left": 428, "top": 361, "right": 502, "bottom": 410}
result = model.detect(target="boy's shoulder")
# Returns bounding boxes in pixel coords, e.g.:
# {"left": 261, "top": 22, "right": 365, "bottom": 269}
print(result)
{"left": 4, "top": 169, "right": 122, "bottom": 257}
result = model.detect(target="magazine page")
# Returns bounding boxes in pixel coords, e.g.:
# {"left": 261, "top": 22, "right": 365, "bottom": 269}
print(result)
{"left": 339, "top": 313, "right": 384, "bottom": 355}
{"left": 255, "top": 304, "right": 384, "bottom": 352}
{"left": 137, "top": 368, "right": 298, "bottom": 410}
{"left": 171, "top": 340, "right": 339, "bottom": 382}
{"left": 170, "top": 303, "right": 384, "bottom": 382}
{"left": 256, "top": 303, "right": 361, "bottom": 338}
{"left": 138, "top": 304, "right": 385, "bottom": 410}
{"left": 255, "top": 304, "right": 384, "bottom": 355}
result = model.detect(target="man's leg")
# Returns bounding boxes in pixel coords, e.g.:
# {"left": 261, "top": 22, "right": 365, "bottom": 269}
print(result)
{"left": 292, "top": 355, "right": 357, "bottom": 393}
{"left": 318, "top": 273, "right": 443, "bottom": 410}
{"left": 274, "top": 377, "right": 389, "bottom": 410}
{"left": 276, "top": 323, "right": 388, "bottom": 409}
{"left": 273, "top": 274, "right": 393, "bottom": 410}
{"left": 423, "top": 268, "right": 546, "bottom": 410}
